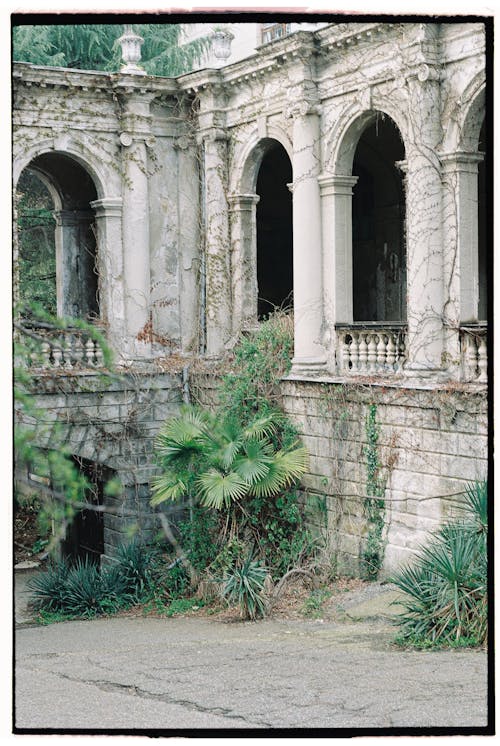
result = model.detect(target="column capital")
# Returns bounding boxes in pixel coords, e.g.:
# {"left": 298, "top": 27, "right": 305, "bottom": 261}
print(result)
{"left": 53, "top": 209, "right": 94, "bottom": 226}
{"left": 196, "top": 128, "right": 229, "bottom": 145}
{"left": 228, "top": 193, "right": 260, "bottom": 210}
{"left": 90, "top": 197, "right": 123, "bottom": 218}
{"left": 286, "top": 100, "right": 321, "bottom": 120}
{"left": 440, "top": 150, "right": 484, "bottom": 174}
{"left": 318, "top": 173, "right": 358, "bottom": 196}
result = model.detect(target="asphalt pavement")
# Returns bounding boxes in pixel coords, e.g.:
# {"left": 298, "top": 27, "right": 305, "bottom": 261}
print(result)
{"left": 14, "top": 568, "right": 491, "bottom": 734}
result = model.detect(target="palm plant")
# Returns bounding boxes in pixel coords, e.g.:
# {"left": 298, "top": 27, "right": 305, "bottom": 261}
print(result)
{"left": 391, "top": 480, "right": 488, "bottom": 647}
{"left": 151, "top": 406, "right": 308, "bottom": 511}
{"left": 222, "top": 554, "right": 269, "bottom": 620}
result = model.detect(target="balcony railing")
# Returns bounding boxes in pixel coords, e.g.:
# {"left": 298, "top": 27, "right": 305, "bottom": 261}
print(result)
{"left": 460, "top": 325, "right": 487, "bottom": 383}
{"left": 17, "top": 321, "right": 106, "bottom": 371}
{"left": 336, "top": 323, "right": 407, "bottom": 374}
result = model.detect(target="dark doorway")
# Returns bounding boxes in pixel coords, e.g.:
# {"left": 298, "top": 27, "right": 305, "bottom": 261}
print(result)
{"left": 62, "top": 458, "right": 111, "bottom": 565}
{"left": 256, "top": 142, "right": 293, "bottom": 319}
{"left": 352, "top": 116, "right": 406, "bottom": 322}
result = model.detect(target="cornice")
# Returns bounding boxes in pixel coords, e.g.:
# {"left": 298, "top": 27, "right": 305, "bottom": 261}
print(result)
{"left": 13, "top": 61, "right": 180, "bottom": 98}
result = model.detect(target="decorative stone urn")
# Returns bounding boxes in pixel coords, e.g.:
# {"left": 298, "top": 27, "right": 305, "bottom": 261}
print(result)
{"left": 117, "top": 26, "right": 145, "bottom": 74}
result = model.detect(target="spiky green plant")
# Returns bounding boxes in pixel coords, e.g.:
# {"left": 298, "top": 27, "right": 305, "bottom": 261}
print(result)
{"left": 151, "top": 406, "right": 308, "bottom": 511}
{"left": 222, "top": 555, "right": 269, "bottom": 620}
{"left": 113, "top": 540, "right": 160, "bottom": 601}
{"left": 28, "top": 558, "right": 70, "bottom": 612}
{"left": 391, "top": 481, "right": 488, "bottom": 648}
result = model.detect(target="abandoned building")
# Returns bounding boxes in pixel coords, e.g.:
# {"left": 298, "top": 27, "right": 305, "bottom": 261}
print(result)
{"left": 13, "top": 19, "right": 489, "bottom": 574}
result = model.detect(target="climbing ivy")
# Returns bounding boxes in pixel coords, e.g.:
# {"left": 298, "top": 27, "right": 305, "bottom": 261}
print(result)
{"left": 362, "top": 403, "right": 386, "bottom": 579}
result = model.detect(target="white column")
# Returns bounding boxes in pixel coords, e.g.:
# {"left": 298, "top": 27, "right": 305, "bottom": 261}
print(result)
{"left": 118, "top": 92, "right": 154, "bottom": 358}
{"left": 90, "top": 197, "right": 127, "bottom": 356}
{"left": 441, "top": 151, "right": 483, "bottom": 378}
{"left": 404, "top": 67, "right": 445, "bottom": 375}
{"left": 289, "top": 103, "right": 326, "bottom": 372}
{"left": 229, "top": 193, "right": 259, "bottom": 334}
{"left": 201, "top": 129, "right": 232, "bottom": 356}
{"left": 319, "top": 174, "right": 358, "bottom": 371}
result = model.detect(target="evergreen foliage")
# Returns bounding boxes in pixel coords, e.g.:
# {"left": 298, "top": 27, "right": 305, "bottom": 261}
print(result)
{"left": 391, "top": 481, "right": 488, "bottom": 648}
{"left": 13, "top": 23, "right": 208, "bottom": 77}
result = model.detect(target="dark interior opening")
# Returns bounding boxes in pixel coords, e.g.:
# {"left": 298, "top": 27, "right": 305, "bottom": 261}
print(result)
{"left": 62, "top": 458, "right": 111, "bottom": 565}
{"left": 256, "top": 142, "right": 293, "bottom": 319}
{"left": 352, "top": 116, "right": 406, "bottom": 323}
{"left": 478, "top": 120, "right": 486, "bottom": 321}
{"left": 19, "top": 153, "right": 99, "bottom": 320}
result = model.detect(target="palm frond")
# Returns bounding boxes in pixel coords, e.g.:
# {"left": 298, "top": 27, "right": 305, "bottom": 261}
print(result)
{"left": 150, "top": 474, "right": 189, "bottom": 506}
{"left": 196, "top": 469, "right": 248, "bottom": 510}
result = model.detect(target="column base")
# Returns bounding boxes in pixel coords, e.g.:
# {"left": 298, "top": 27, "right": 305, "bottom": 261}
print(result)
{"left": 289, "top": 356, "right": 328, "bottom": 377}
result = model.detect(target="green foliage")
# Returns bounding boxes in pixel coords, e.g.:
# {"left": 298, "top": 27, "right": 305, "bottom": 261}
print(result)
{"left": 222, "top": 554, "right": 269, "bottom": 620}
{"left": 391, "top": 481, "right": 488, "bottom": 648}
{"left": 16, "top": 170, "right": 56, "bottom": 315}
{"left": 152, "top": 406, "right": 308, "bottom": 511}
{"left": 177, "top": 507, "right": 219, "bottom": 572}
{"left": 12, "top": 23, "right": 208, "bottom": 77}
{"left": 301, "top": 588, "right": 332, "bottom": 618}
{"left": 29, "top": 540, "right": 170, "bottom": 620}
{"left": 361, "top": 404, "right": 386, "bottom": 580}
{"left": 164, "top": 598, "right": 204, "bottom": 617}
{"left": 113, "top": 540, "right": 160, "bottom": 601}
{"left": 219, "top": 312, "right": 295, "bottom": 430}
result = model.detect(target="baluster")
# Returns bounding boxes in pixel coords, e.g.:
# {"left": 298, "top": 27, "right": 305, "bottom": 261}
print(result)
{"left": 73, "top": 336, "right": 84, "bottom": 367}
{"left": 477, "top": 337, "right": 487, "bottom": 383}
{"left": 367, "top": 334, "right": 377, "bottom": 373}
{"left": 376, "top": 333, "right": 387, "bottom": 371}
{"left": 350, "top": 332, "right": 360, "bottom": 372}
{"left": 85, "top": 339, "right": 96, "bottom": 366}
{"left": 52, "top": 343, "right": 63, "bottom": 368}
{"left": 358, "top": 333, "right": 368, "bottom": 372}
{"left": 341, "top": 333, "right": 351, "bottom": 371}
{"left": 63, "top": 336, "right": 74, "bottom": 370}
{"left": 40, "top": 341, "right": 51, "bottom": 369}
{"left": 399, "top": 333, "right": 407, "bottom": 369}
{"left": 386, "top": 333, "right": 396, "bottom": 370}
{"left": 94, "top": 344, "right": 104, "bottom": 368}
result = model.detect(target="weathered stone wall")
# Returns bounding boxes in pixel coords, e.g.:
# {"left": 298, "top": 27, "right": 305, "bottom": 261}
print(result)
{"left": 281, "top": 377, "right": 488, "bottom": 576}
{"left": 17, "top": 368, "right": 184, "bottom": 557}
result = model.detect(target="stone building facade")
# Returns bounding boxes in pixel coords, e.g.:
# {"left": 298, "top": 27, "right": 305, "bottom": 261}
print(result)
{"left": 13, "top": 20, "right": 489, "bottom": 573}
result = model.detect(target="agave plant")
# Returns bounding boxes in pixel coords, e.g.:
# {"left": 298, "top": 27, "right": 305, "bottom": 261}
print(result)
{"left": 151, "top": 406, "right": 308, "bottom": 511}
{"left": 391, "top": 481, "right": 488, "bottom": 647}
{"left": 222, "top": 554, "right": 269, "bottom": 620}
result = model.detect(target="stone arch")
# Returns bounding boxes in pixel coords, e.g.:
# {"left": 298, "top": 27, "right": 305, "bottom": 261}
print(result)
{"left": 15, "top": 148, "right": 103, "bottom": 320}
{"left": 229, "top": 129, "right": 294, "bottom": 327}
{"left": 325, "top": 99, "right": 408, "bottom": 177}
{"left": 230, "top": 126, "right": 293, "bottom": 195}
{"left": 13, "top": 137, "right": 112, "bottom": 199}
{"left": 441, "top": 71, "right": 486, "bottom": 154}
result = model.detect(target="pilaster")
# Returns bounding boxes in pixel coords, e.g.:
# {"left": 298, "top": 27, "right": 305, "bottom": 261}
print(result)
{"left": 229, "top": 193, "right": 260, "bottom": 333}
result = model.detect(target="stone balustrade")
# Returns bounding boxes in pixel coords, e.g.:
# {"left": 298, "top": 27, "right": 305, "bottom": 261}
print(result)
{"left": 460, "top": 325, "right": 487, "bottom": 383}
{"left": 21, "top": 323, "right": 105, "bottom": 371}
{"left": 337, "top": 324, "right": 407, "bottom": 374}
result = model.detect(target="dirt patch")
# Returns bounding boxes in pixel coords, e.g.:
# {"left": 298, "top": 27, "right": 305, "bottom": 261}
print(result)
{"left": 14, "top": 501, "right": 45, "bottom": 565}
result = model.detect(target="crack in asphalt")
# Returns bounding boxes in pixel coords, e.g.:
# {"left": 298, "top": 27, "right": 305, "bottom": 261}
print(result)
{"left": 40, "top": 669, "right": 273, "bottom": 728}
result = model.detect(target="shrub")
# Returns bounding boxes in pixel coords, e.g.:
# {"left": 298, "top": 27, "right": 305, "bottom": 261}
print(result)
{"left": 113, "top": 539, "right": 160, "bottom": 601}
{"left": 28, "top": 558, "right": 70, "bottom": 612}
{"left": 391, "top": 481, "right": 488, "bottom": 648}
{"left": 222, "top": 554, "right": 269, "bottom": 620}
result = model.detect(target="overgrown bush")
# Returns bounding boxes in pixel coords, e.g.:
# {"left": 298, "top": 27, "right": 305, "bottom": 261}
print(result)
{"left": 151, "top": 313, "right": 319, "bottom": 598}
{"left": 391, "top": 481, "right": 488, "bottom": 648}
{"left": 221, "top": 554, "right": 269, "bottom": 620}
{"left": 29, "top": 540, "right": 164, "bottom": 619}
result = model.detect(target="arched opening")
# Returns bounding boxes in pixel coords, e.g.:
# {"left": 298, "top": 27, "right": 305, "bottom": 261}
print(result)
{"left": 16, "top": 169, "right": 57, "bottom": 315}
{"left": 256, "top": 141, "right": 293, "bottom": 319}
{"left": 478, "top": 120, "right": 486, "bottom": 321}
{"left": 352, "top": 115, "right": 406, "bottom": 322}
{"left": 16, "top": 152, "right": 99, "bottom": 320}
